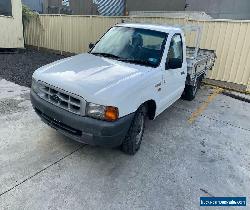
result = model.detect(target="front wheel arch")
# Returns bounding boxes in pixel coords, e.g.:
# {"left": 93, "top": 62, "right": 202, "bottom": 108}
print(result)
{"left": 142, "top": 100, "right": 156, "bottom": 120}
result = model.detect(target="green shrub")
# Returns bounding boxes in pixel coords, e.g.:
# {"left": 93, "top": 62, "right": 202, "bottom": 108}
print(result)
{"left": 22, "top": 5, "right": 41, "bottom": 29}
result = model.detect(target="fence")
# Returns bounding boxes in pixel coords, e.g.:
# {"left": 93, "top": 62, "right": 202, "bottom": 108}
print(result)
{"left": 24, "top": 15, "right": 250, "bottom": 91}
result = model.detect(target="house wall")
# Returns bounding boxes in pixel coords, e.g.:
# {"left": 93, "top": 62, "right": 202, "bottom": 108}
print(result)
{"left": 126, "top": 0, "right": 186, "bottom": 12}
{"left": 21, "top": 0, "right": 45, "bottom": 13}
{"left": 0, "top": 0, "right": 24, "bottom": 48}
{"left": 69, "top": 0, "right": 98, "bottom": 15}
{"left": 44, "top": 0, "right": 98, "bottom": 15}
{"left": 186, "top": 0, "right": 250, "bottom": 19}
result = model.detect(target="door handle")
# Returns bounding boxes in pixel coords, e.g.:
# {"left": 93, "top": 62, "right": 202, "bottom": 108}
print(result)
{"left": 181, "top": 71, "right": 185, "bottom": 75}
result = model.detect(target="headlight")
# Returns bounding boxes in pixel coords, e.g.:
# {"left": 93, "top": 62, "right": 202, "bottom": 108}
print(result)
{"left": 86, "top": 102, "right": 119, "bottom": 122}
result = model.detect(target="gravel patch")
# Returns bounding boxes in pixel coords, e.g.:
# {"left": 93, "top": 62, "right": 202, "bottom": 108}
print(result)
{"left": 0, "top": 49, "right": 67, "bottom": 87}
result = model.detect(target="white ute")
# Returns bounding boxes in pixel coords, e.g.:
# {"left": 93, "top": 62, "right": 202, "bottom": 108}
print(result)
{"left": 31, "top": 23, "right": 216, "bottom": 155}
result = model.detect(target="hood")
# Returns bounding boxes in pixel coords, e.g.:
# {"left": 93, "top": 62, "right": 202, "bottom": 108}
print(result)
{"left": 33, "top": 53, "right": 149, "bottom": 102}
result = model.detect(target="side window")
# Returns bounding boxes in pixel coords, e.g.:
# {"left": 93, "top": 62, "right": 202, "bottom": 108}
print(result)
{"left": 0, "top": 0, "right": 12, "bottom": 16}
{"left": 166, "top": 34, "right": 183, "bottom": 69}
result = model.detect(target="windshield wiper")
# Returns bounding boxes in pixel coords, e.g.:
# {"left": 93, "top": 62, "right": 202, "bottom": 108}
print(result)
{"left": 118, "top": 58, "right": 156, "bottom": 67}
{"left": 90, "top": 52, "right": 121, "bottom": 59}
{"left": 91, "top": 53, "right": 157, "bottom": 67}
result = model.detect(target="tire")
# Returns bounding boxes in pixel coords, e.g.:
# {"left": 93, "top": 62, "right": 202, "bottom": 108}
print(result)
{"left": 182, "top": 76, "right": 202, "bottom": 101}
{"left": 121, "top": 105, "right": 146, "bottom": 155}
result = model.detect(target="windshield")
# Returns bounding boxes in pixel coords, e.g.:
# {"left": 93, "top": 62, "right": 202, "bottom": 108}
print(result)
{"left": 90, "top": 26, "right": 168, "bottom": 67}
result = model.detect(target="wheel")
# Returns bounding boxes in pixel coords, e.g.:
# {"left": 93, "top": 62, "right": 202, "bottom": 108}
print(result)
{"left": 182, "top": 76, "right": 201, "bottom": 101}
{"left": 121, "top": 105, "right": 146, "bottom": 155}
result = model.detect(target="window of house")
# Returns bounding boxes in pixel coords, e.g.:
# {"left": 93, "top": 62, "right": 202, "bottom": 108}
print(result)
{"left": 0, "top": 0, "right": 12, "bottom": 16}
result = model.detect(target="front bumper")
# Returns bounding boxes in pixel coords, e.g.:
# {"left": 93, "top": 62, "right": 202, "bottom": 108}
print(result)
{"left": 30, "top": 90, "right": 134, "bottom": 147}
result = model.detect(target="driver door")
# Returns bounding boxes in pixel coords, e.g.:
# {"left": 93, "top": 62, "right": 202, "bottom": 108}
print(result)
{"left": 161, "top": 34, "right": 187, "bottom": 109}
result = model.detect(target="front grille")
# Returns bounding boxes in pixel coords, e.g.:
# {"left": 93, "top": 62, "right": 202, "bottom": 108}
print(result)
{"left": 38, "top": 81, "right": 86, "bottom": 116}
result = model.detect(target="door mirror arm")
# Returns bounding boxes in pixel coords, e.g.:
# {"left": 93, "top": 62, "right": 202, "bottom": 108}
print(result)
{"left": 89, "top": 43, "right": 95, "bottom": 50}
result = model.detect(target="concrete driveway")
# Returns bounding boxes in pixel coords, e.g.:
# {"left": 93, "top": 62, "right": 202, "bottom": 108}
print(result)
{"left": 0, "top": 78, "right": 250, "bottom": 210}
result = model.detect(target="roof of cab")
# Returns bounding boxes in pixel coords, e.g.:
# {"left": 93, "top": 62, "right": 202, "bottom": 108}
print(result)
{"left": 116, "top": 23, "right": 182, "bottom": 34}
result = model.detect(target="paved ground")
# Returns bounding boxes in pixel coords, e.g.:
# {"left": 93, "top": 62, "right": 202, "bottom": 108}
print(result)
{"left": 0, "top": 78, "right": 250, "bottom": 210}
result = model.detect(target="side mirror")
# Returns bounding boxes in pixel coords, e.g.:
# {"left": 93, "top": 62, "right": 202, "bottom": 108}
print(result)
{"left": 166, "top": 58, "right": 182, "bottom": 70}
{"left": 89, "top": 43, "right": 95, "bottom": 50}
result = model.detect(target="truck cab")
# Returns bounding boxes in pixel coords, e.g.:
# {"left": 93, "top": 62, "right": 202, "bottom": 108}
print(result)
{"left": 31, "top": 23, "right": 215, "bottom": 155}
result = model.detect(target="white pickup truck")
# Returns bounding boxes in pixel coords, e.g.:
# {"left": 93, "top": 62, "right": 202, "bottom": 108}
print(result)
{"left": 31, "top": 23, "right": 216, "bottom": 155}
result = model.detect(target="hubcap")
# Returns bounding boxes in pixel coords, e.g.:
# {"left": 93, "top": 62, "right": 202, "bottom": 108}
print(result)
{"left": 135, "top": 114, "right": 144, "bottom": 145}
